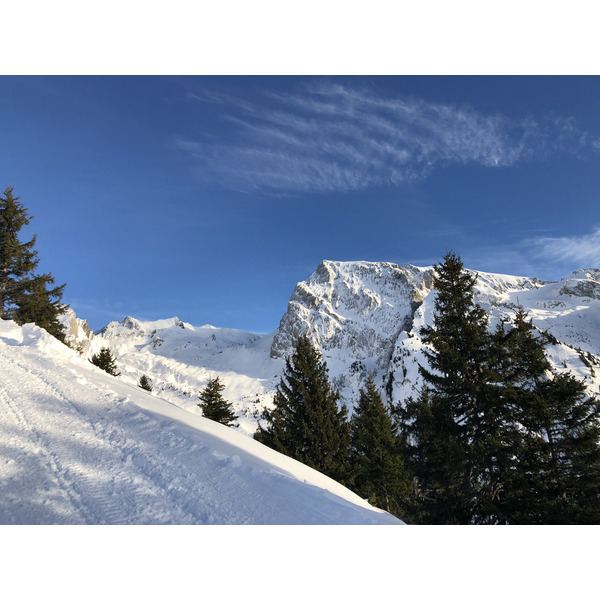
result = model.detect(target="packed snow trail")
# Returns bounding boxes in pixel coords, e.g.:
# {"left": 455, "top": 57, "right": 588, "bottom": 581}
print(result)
{"left": 0, "top": 321, "right": 401, "bottom": 525}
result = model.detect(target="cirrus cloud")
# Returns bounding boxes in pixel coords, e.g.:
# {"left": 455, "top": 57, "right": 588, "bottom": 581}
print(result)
{"left": 178, "top": 82, "right": 600, "bottom": 194}
{"left": 526, "top": 227, "right": 600, "bottom": 267}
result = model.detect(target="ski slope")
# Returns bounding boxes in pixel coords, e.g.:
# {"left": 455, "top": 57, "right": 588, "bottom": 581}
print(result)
{"left": 0, "top": 320, "right": 401, "bottom": 525}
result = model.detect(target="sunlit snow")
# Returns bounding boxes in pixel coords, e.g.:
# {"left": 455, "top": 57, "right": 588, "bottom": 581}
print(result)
{"left": 0, "top": 320, "right": 401, "bottom": 525}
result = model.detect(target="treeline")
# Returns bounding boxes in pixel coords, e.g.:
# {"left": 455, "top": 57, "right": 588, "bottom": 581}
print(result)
{"left": 254, "top": 252, "right": 600, "bottom": 524}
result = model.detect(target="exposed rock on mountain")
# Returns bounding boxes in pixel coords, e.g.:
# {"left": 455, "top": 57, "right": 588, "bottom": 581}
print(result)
{"left": 272, "top": 261, "right": 433, "bottom": 358}
{"left": 61, "top": 308, "right": 94, "bottom": 353}
{"left": 559, "top": 268, "right": 600, "bottom": 300}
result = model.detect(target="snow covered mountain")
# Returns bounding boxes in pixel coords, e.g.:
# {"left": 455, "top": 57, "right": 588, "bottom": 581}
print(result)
{"left": 0, "top": 319, "right": 401, "bottom": 524}
{"left": 63, "top": 261, "right": 600, "bottom": 434}
{"left": 78, "top": 264, "right": 600, "bottom": 417}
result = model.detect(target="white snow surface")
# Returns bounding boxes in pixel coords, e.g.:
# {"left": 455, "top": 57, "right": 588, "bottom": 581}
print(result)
{"left": 88, "top": 315, "right": 284, "bottom": 436}
{"left": 0, "top": 320, "right": 401, "bottom": 525}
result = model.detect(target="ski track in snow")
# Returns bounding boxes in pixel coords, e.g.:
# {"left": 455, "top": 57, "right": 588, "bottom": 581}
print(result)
{"left": 1, "top": 353, "right": 196, "bottom": 524}
{"left": 0, "top": 327, "right": 400, "bottom": 525}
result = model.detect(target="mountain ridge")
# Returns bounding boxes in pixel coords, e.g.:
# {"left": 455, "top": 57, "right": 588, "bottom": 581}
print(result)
{"left": 62, "top": 261, "right": 600, "bottom": 434}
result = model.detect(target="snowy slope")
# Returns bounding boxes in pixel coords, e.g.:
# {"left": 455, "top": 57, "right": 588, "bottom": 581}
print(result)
{"left": 82, "top": 316, "right": 284, "bottom": 436}
{"left": 0, "top": 320, "right": 401, "bottom": 525}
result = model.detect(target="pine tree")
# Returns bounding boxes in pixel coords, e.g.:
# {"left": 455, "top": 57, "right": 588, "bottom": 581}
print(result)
{"left": 401, "top": 386, "right": 473, "bottom": 524}
{"left": 13, "top": 274, "right": 67, "bottom": 342}
{"left": 531, "top": 373, "right": 600, "bottom": 524}
{"left": 138, "top": 374, "right": 153, "bottom": 391}
{"left": 495, "top": 310, "right": 600, "bottom": 524}
{"left": 254, "top": 335, "right": 351, "bottom": 485}
{"left": 401, "top": 251, "right": 498, "bottom": 524}
{"left": 0, "top": 186, "right": 68, "bottom": 340}
{"left": 350, "top": 375, "right": 411, "bottom": 518}
{"left": 198, "top": 377, "right": 238, "bottom": 427}
{"left": 487, "top": 308, "right": 554, "bottom": 522}
{"left": 90, "top": 347, "right": 120, "bottom": 376}
{"left": 401, "top": 253, "right": 600, "bottom": 524}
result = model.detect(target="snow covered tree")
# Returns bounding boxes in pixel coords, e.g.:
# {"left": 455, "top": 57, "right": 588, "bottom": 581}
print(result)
{"left": 198, "top": 377, "right": 238, "bottom": 427}
{"left": 254, "top": 335, "right": 351, "bottom": 485}
{"left": 0, "top": 186, "right": 67, "bottom": 340}
{"left": 90, "top": 347, "right": 120, "bottom": 377}
{"left": 138, "top": 374, "right": 153, "bottom": 392}
{"left": 349, "top": 375, "right": 411, "bottom": 518}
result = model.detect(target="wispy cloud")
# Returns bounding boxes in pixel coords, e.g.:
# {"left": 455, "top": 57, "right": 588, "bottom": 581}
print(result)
{"left": 525, "top": 227, "right": 600, "bottom": 267}
{"left": 178, "top": 82, "right": 600, "bottom": 194}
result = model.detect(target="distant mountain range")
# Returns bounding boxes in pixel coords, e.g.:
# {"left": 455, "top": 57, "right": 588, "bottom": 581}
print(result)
{"left": 64, "top": 261, "right": 600, "bottom": 434}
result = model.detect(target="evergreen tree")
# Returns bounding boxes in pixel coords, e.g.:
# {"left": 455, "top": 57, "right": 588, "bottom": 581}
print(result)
{"left": 400, "top": 251, "right": 499, "bottom": 524}
{"left": 138, "top": 374, "right": 153, "bottom": 392}
{"left": 198, "top": 377, "right": 238, "bottom": 427}
{"left": 530, "top": 373, "right": 600, "bottom": 524}
{"left": 254, "top": 335, "right": 351, "bottom": 485}
{"left": 401, "top": 386, "right": 473, "bottom": 524}
{"left": 350, "top": 375, "right": 411, "bottom": 518}
{"left": 0, "top": 186, "right": 68, "bottom": 340}
{"left": 90, "top": 347, "right": 121, "bottom": 376}
{"left": 495, "top": 310, "right": 600, "bottom": 524}
{"left": 402, "top": 256, "right": 600, "bottom": 524}
{"left": 13, "top": 274, "right": 67, "bottom": 342}
{"left": 487, "top": 308, "right": 554, "bottom": 522}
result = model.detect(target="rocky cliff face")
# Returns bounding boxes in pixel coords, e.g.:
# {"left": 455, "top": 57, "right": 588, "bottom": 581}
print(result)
{"left": 60, "top": 308, "right": 94, "bottom": 353}
{"left": 271, "top": 261, "right": 600, "bottom": 410}
{"left": 270, "top": 260, "right": 434, "bottom": 406}
{"left": 271, "top": 260, "right": 433, "bottom": 359}
{"left": 559, "top": 268, "right": 600, "bottom": 300}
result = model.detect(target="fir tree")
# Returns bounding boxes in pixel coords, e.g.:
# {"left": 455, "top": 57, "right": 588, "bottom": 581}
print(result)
{"left": 350, "top": 375, "right": 411, "bottom": 518}
{"left": 401, "top": 386, "right": 473, "bottom": 524}
{"left": 495, "top": 310, "right": 600, "bottom": 524}
{"left": 403, "top": 258, "right": 600, "bottom": 524}
{"left": 401, "top": 251, "right": 499, "bottom": 524}
{"left": 254, "top": 335, "right": 351, "bottom": 485}
{"left": 90, "top": 347, "right": 120, "bottom": 376}
{"left": 138, "top": 374, "right": 153, "bottom": 392}
{"left": 531, "top": 373, "right": 600, "bottom": 524}
{"left": 13, "top": 274, "right": 67, "bottom": 342}
{"left": 198, "top": 377, "right": 238, "bottom": 427}
{"left": 487, "top": 308, "right": 554, "bottom": 522}
{"left": 0, "top": 186, "right": 68, "bottom": 340}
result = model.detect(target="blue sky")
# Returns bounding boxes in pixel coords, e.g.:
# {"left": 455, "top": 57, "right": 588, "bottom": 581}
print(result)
{"left": 2, "top": 75, "right": 600, "bottom": 332}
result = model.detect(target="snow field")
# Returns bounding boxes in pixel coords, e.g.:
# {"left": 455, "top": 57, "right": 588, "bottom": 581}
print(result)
{"left": 0, "top": 320, "right": 401, "bottom": 525}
